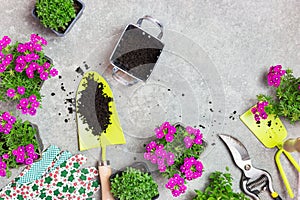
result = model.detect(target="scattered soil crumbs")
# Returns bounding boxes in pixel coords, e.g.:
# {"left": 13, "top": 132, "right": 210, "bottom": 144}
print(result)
{"left": 77, "top": 73, "right": 113, "bottom": 136}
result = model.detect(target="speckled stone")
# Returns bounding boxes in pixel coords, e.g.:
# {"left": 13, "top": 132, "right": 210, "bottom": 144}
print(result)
{"left": 0, "top": 0, "right": 299, "bottom": 199}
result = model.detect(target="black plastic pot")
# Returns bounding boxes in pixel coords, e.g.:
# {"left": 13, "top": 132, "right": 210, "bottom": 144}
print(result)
{"left": 110, "top": 162, "right": 159, "bottom": 200}
{"left": 32, "top": 0, "right": 85, "bottom": 37}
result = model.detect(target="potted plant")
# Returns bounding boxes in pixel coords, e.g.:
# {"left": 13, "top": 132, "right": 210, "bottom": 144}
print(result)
{"left": 0, "top": 111, "right": 43, "bottom": 178}
{"left": 0, "top": 34, "right": 58, "bottom": 116}
{"left": 251, "top": 65, "right": 300, "bottom": 123}
{"left": 110, "top": 162, "right": 159, "bottom": 200}
{"left": 144, "top": 122, "right": 206, "bottom": 197}
{"left": 193, "top": 168, "right": 249, "bottom": 200}
{"left": 32, "top": 0, "right": 85, "bottom": 37}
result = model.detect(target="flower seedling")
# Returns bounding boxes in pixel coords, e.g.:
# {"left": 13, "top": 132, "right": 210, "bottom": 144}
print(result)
{"left": 253, "top": 65, "right": 300, "bottom": 123}
{"left": 0, "top": 34, "right": 58, "bottom": 116}
{"left": 144, "top": 122, "right": 205, "bottom": 197}
{"left": 0, "top": 111, "right": 40, "bottom": 177}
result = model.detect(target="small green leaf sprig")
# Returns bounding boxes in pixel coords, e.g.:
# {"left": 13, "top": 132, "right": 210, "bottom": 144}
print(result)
{"left": 193, "top": 168, "right": 249, "bottom": 200}
{"left": 255, "top": 65, "right": 300, "bottom": 124}
{"left": 35, "top": 0, "right": 76, "bottom": 32}
{"left": 110, "top": 167, "right": 159, "bottom": 200}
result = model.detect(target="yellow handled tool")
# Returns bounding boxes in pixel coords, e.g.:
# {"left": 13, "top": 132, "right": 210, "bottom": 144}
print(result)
{"left": 240, "top": 106, "right": 300, "bottom": 198}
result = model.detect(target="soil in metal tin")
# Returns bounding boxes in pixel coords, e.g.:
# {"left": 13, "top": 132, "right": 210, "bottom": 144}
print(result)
{"left": 77, "top": 73, "right": 113, "bottom": 136}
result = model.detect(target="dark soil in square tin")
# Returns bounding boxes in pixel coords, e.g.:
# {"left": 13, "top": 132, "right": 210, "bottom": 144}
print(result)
{"left": 77, "top": 73, "right": 113, "bottom": 136}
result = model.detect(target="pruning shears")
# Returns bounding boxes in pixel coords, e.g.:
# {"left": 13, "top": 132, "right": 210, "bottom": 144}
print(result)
{"left": 219, "top": 134, "right": 282, "bottom": 200}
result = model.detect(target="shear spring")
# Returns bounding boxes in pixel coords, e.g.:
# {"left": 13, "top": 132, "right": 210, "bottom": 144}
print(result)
{"left": 247, "top": 175, "right": 268, "bottom": 193}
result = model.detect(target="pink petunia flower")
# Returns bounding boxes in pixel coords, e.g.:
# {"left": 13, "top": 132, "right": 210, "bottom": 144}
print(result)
{"left": 29, "top": 95, "right": 37, "bottom": 102}
{"left": 49, "top": 68, "right": 58, "bottom": 77}
{"left": 17, "top": 86, "right": 26, "bottom": 95}
{"left": 40, "top": 71, "right": 48, "bottom": 80}
{"left": 2, "top": 154, "right": 9, "bottom": 160}
{"left": 0, "top": 168, "right": 6, "bottom": 177}
{"left": 6, "top": 88, "right": 15, "bottom": 98}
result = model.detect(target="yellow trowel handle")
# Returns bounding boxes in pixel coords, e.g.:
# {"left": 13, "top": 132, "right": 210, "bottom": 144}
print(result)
{"left": 98, "top": 160, "right": 114, "bottom": 200}
{"left": 275, "top": 148, "right": 300, "bottom": 198}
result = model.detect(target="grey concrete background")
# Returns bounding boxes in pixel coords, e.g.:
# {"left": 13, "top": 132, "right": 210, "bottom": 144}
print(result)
{"left": 0, "top": 0, "right": 299, "bottom": 199}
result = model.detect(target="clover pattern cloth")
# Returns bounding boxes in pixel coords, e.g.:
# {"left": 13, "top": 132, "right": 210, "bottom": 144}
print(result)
{"left": 0, "top": 145, "right": 100, "bottom": 200}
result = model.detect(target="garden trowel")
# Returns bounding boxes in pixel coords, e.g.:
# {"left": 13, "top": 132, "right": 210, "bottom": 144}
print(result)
{"left": 240, "top": 106, "right": 300, "bottom": 198}
{"left": 75, "top": 71, "right": 126, "bottom": 200}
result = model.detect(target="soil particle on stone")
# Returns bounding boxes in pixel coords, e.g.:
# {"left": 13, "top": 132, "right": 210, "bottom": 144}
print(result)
{"left": 267, "top": 120, "right": 272, "bottom": 127}
{"left": 75, "top": 67, "right": 84, "bottom": 76}
{"left": 210, "top": 108, "right": 214, "bottom": 112}
{"left": 51, "top": 92, "right": 55, "bottom": 96}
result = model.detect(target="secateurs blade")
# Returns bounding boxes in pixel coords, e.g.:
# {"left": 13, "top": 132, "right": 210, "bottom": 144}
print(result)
{"left": 219, "top": 134, "right": 282, "bottom": 200}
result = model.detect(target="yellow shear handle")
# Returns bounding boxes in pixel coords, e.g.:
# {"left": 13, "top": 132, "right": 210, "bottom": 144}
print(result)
{"left": 275, "top": 148, "right": 300, "bottom": 198}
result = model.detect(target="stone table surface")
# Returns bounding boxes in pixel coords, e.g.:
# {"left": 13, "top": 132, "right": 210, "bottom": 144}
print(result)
{"left": 0, "top": 0, "right": 299, "bottom": 199}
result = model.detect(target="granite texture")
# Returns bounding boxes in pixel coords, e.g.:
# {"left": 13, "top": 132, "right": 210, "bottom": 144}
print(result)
{"left": 0, "top": 0, "right": 299, "bottom": 199}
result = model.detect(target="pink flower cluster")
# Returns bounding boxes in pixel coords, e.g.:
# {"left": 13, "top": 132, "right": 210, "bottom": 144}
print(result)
{"left": 144, "top": 141, "right": 175, "bottom": 172}
{"left": 12, "top": 144, "right": 39, "bottom": 165}
{"left": 251, "top": 101, "right": 269, "bottom": 122}
{"left": 0, "top": 36, "right": 13, "bottom": 73}
{"left": 165, "top": 174, "right": 187, "bottom": 197}
{"left": 16, "top": 95, "right": 40, "bottom": 116}
{"left": 180, "top": 157, "right": 203, "bottom": 181}
{"left": 155, "top": 122, "right": 176, "bottom": 143}
{"left": 184, "top": 126, "right": 203, "bottom": 148}
{"left": 6, "top": 86, "right": 26, "bottom": 98}
{"left": 267, "top": 65, "right": 286, "bottom": 87}
{"left": 0, "top": 112, "right": 16, "bottom": 134}
{"left": 13, "top": 34, "right": 58, "bottom": 80}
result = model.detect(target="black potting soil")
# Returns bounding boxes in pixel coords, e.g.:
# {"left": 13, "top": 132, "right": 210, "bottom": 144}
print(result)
{"left": 77, "top": 73, "right": 113, "bottom": 136}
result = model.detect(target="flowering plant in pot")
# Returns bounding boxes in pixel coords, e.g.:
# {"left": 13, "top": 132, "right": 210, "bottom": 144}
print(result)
{"left": 33, "top": 0, "right": 85, "bottom": 36}
{"left": 0, "top": 111, "right": 42, "bottom": 178}
{"left": 251, "top": 65, "right": 300, "bottom": 123}
{"left": 144, "top": 122, "right": 205, "bottom": 197}
{"left": 0, "top": 34, "right": 58, "bottom": 116}
{"left": 110, "top": 162, "right": 159, "bottom": 200}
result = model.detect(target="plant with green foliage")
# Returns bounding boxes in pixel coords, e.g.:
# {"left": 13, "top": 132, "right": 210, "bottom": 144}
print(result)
{"left": 110, "top": 167, "right": 159, "bottom": 200}
{"left": 193, "top": 168, "right": 249, "bottom": 200}
{"left": 35, "top": 0, "right": 76, "bottom": 32}
{"left": 254, "top": 65, "right": 300, "bottom": 124}
{"left": 0, "top": 111, "right": 41, "bottom": 178}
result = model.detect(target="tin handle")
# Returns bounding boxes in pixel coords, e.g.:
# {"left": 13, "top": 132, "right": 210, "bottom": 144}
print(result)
{"left": 112, "top": 67, "right": 139, "bottom": 86}
{"left": 136, "top": 15, "right": 163, "bottom": 39}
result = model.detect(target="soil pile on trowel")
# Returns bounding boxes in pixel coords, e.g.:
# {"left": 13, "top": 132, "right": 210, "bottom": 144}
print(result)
{"left": 77, "top": 72, "right": 113, "bottom": 138}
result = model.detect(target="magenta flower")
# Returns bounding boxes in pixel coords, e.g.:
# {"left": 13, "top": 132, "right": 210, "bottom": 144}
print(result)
{"left": 0, "top": 168, "right": 6, "bottom": 177}
{"left": 1, "top": 112, "right": 10, "bottom": 120}
{"left": 34, "top": 43, "right": 42, "bottom": 51}
{"left": 28, "top": 108, "right": 37, "bottom": 116}
{"left": 31, "top": 101, "right": 40, "bottom": 108}
{"left": 36, "top": 65, "right": 44, "bottom": 73}
{"left": 267, "top": 65, "right": 286, "bottom": 88}
{"left": 49, "top": 68, "right": 58, "bottom": 77}
{"left": 40, "top": 71, "right": 48, "bottom": 80}
{"left": 25, "top": 158, "right": 33, "bottom": 165}
{"left": 29, "top": 95, "right": 37, "bottom": 102}
{"left": 30, "top": 34, "right": 40, "bottom": 43}
{"left": 16, "top": 56, "right": 25, "bottom": 64}
{"left": 2, "top": 154, "right": 9, "bottom": 160}
{"left": 40, "top": 38, "right": 48, "bottom": 45}
{"left": 0, "top": 65, "right": 6, "bottom": 73}
{"left": 16, "top": 156, "right": 25, "bottom": 164}
{"left": 29, "top": 62, "right": 38, "bottom": 70}
{"left": 8, "top": 115, "right": 16, "bottom": 124}
{"left": 17, "top": 44, "right": 26, "bottom": 53}
{"left": 0, "top": 161, "right": 6, "bottom": 169}
{"left": 21, "top": 108, "right": 28, "bottom": 115}
{"left": 180, "top": 157, "right": 203, "bottom": 181}
{"left": 15, "top": 64, "right": 24, "bottom": 72}
{"left": 165, "top": 174, "right": 186, "bottom": 197}
{"left": 298, "top": 85, "right": 300, "bottom": 90}
{"left": 165, "top": 133, "right": 174, "bottom": 142}
{"left": 43, "top": 62, "right": 50, "bottom": 69}
{"left": 12, "top": 149, "right": 18, "bottom": 156}
{"left": 252, "top": 101, "right": 269, "bottom": 122}
{"left": 17, "top": 86, "right": 26, "bottom": 95}
{"left": 19, "top": 98, "right": 29, "bottom": 107}
{"left": 6, "top": 88, "right": 15, "bottom": 98}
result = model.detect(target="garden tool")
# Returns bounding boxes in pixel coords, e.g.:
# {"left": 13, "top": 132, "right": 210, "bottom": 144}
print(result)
{"left": 219, "top": 134, "right": 282, "bottom": 200}
{"left": 240, "top": 106, "right": 300, "bottom": 198}
{"left": 75, "top": 71, "right": 126, "bottom": 200}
